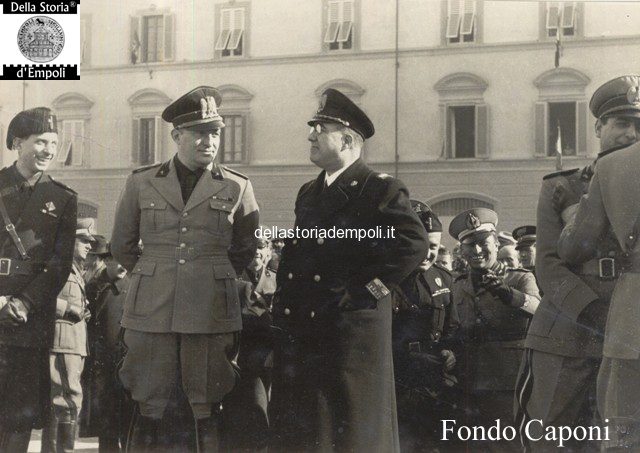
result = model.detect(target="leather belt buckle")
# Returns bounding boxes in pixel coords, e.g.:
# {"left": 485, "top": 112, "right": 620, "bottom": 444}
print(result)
{"left": 599, "top": 257, "right": 616, "bottom": 279}
{"left": 0, "top": 258, "right": 11, "bottom": 276}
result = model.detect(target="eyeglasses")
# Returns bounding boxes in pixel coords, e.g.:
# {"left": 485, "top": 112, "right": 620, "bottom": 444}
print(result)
{"left": 309, "top": 123, "right": 328, "bottom": 135}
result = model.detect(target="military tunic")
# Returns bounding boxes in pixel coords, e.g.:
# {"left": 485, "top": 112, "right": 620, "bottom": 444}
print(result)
{"left": 270, "top": 159, "right": 428, "bottom": 452}
{"left": 0, "top": 164, "right": 77, "bottom": 431}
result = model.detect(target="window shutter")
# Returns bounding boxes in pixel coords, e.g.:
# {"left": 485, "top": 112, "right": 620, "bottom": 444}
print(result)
{"left": 561, "top": 2, "right": 576, "bottom": 28}
{"left": 130, "top": 16, "right": 141, "bottom": 64}
{"left": 324, "top": 1, "right": 340, "bottom": 43}
{"left": 534, "top": 102, "right": 548, "bottom": 157}
{"left": 154, "top": 116, "right": 163, "bottom": 163}
{"left": 441, "top": 105, "right": 452, "bottom": 158}
{"left": 163, "top": 14, "right": 174, "bottom": 61}
{"left": 215, "top": 9, "right": 232, "bottom": 50}
{"left": 475, "top": 104, "right": 488, "bottom": 158}
{"left": 71, "top": 121, "right": 84, "bottom": 166}
{"left": 546, "top": 2, "right": 560, "bottom": 29}
{"left": 337, "top": 1, "right": 354, "bottom": 42}
{"left": 81, "top": 16, "right": 91, "bottom": 65}
{"left": 446, "top": 0, "right": 462, "bottom": 38}
{"left": 576, "top": 100, "right": 587, "bottom": 156}
{"left": 460, "top": 0, "right": 475, "bottom": 35}
{"left": 228, "top": 9, "right": 244, "bottom": 50}
{"left": 132, "top": 119, "right": 140, "bottom": 164}
{"left": 57, "top": 121, "right": 73, "bottom": 164}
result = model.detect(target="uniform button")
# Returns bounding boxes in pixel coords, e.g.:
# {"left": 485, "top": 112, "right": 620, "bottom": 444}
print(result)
{"left": 150, "top": 202, "right": 155, "bottom": 207}
{"left": 629, "top": 235, "right": 634, "bottom": 240}
{"left": 284, "top": 308, "right": 291, "bottom": 315}
{"left": 623, "top": 252, "right": 630, "bottom": 258}
{"left": 476, "top": 318, "right": 482, "bottom": 324}
{"left": 292, "top": 239, "right": 298, "bottom": 245}
{"left": 181, "top": 227, "right": 188, "bottom": 232}
{"left": 475, "top": 297, "right": 480, "bottom": 302}
{"left": 310, "top": 311, "right": 315, "bottom": 318}
{"left": 221, "top": 205, "right": 227, "bottom": 210}
{"left": 313, "top": 275, "right": 321, "bottom": 282}
{"left": 180, "top": 243, "right": 186, "bottom": 248}
{"left": 288, "top": 273, "right": 293, "bottom": 280}
{"left": 182, "top": 212, "right": 188, "bottom": 218}
{"left": 179, "top": 259, "right": 186, "bottom": 264}
{"left": 317, "top": 238, "right": 324, "bottom": 245}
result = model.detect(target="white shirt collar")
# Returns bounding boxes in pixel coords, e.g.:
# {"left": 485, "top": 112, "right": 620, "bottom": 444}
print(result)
{"left": 324, "top": 159, "right": 358, "bottom": 187}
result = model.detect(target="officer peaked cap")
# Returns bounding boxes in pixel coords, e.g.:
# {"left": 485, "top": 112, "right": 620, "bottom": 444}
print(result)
{"left": 410, "top": 200, "right": 443, "bottom": 233}
{"left": 308, "top": 88, "right": 375, "bottom": 140}
{"left": 162, "top": 86, "right": 225, "bottom": 131}
{"left": 590, "top": 75, "right": 640, "bottom": 119}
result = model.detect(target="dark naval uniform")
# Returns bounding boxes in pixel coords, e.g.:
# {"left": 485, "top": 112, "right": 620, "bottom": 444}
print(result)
{"left": 558, "top": 139, "right": 640, "bottom": 450}
{"left": 515, "top": 75, "right": 640, "bottom": 451}
{"left": 0, "top": 108, "right": 77, "bottom": 450}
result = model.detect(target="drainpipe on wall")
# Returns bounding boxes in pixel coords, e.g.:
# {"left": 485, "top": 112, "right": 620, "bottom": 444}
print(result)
{"left": 394, "top": 0, "right": 399, "bottom": 178}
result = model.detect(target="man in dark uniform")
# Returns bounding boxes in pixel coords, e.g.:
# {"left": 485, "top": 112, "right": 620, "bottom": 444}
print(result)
{"left": 515, "top": 75, "right": 640, "bottom": 452}
{"left": 449, "top": 208, "right": 540, "bottom": 447}
{"left": 393, "top": 201, "right": 458, "bottom": 451}
{"left": 270, "top": 88, "right": 428, "bottom": 452}
{"left": 111, "top": 86, "right": 259, "bottom": 451}
{"left": 0, "top": 107, "right": 77, "bottom": 452}
{"left": 512, "top": 225, "right": 536, "bottom": 273}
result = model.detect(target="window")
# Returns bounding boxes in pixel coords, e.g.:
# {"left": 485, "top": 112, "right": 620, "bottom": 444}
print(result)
{"left": 128, "top": 88, "right": 171, "bottom": 166}
{"left": 215, "top": 8, "right": 245, "bottom": 57}
{"left": 135, "top": 117, "right": 160, "bottom": 165}
{"left": 324, "top": 0, "right": 354, "bottom": 50}
{"left": 435, "top": 73, "right": 489, "bottom": 159}
{"left": 540, "top": 2, "right": 582, "bottom": 40}
{"left": 445, "top": 0, "right": 476, "bottom": 44}
{"left": 57, "top": 120, "right": 85, "bottom": 167}
{"left": 219, "top": 115, "right": 246, "bottom": 164}
{"left": 130, "top": 10, "right": 174, "bottom": 64}
{"left": 533, "top": 68, "right": 589, "bottom": 157}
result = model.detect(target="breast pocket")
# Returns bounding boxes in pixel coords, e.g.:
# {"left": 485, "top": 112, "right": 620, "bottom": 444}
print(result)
{"left": 140, "top": 198, "right": 167, "bottom": 231}
{"left": 209, "top": 198, "right": 234, "bottom": 231}
{"left": 213, "top": 263, "right": 240, "bottom": 320}
{"left": 124, "top": 261, "right": 157, "bottom": 317}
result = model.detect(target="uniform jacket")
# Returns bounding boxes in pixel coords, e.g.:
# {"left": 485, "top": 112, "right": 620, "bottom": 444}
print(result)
{"left": 558, "top": 141, "right": 640, "bottom": 360}
{"left": 52, "top": 262, "right": 88, "bottom": 356}
{"left": 454, "top": 263, "right": 540, "bottom": 392}
{"left": 271, "top": 159, "right": 428, "bottom": 452}
{"left": 111, "top": 158, "right": 259, "bottom": 334}
{"left": 526, "top": 157, "right": 621, "bottom": 358}
{"left": 0, "top": 164, "right": 77, "bottom": 348}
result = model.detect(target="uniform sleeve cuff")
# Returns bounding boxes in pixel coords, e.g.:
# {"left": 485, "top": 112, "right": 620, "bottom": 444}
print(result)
{"left": 56, "top": 299, "right": 69, "bottom": 318}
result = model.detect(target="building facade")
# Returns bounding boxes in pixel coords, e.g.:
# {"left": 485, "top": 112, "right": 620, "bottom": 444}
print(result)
{"left": 1, "top": 0, "right": 639, "bottom": 248}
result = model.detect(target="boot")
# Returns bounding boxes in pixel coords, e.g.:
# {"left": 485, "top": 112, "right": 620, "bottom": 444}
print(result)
{"left": 195, "top": 415, "right": 220, "bottom": 453}
{"left": 0, "top": 430, "right": 31, "bottom": 453}
{"left": 40, "top": 421, "right": 58, "bottom": 453}
{"left": 126, "top": 414, "right": 161, "bottom": 453}
{"left": 56, "top": 422, "right": 76, "bottom": 453}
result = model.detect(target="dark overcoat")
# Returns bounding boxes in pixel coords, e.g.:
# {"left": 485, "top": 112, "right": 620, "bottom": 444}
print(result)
{"left": 270, "top": 159, "right": 428, "bottom": 452}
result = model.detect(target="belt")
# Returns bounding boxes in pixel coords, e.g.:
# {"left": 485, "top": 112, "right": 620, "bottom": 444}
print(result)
{"left": 142, "top": 244, "right": 229, "bottom": 261}
{"left": 579, "top": 257, "right": 620, "bottom": 280}
{"left": 0, "top": 258, "right": 44, "bottom": 276}
{"left": 407, "top": 337, "right": 440, "bottom": 353}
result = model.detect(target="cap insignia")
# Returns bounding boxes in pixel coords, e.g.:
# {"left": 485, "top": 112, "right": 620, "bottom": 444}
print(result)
{"left": 317, "top": 94, "right": 327, "bottom": 113}
{"left": 200, "top": 96, "right": 219, "bottom": 119}
{"left": 627, "top": 86, "right": 640, "bottom": 105}
{"left": 47, "top": 116, "right": 54, "bottom": 130}
{"left": 426, "top": 217, "right": 433, "bottom": 230}
{"left": 466, "top": 212, "right": 481, "bottom": 230}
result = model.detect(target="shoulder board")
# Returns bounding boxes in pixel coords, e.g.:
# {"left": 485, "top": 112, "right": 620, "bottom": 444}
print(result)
{"left": 49, "top": 175, "right": 77, "bottom": 194}
{"left": 132, "top": 163, "right": 162, "bottom": 174}
{"left": 542, "top": 168, "right": 579, "bottom": 181}
{"left": 506, "top": 267, "right": 532, "bottom": 273}
{"left": 220, "top": 165, "right": 249, "bottom": 180}
{"left": 433, "top": 263, "right": 452, "bottom": 276}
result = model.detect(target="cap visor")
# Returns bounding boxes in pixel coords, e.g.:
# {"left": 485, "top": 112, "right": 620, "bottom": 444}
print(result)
{"left": 602, "top": 108, "right": 640, "bottom": 119}
{"left": 181, "top": 120, "right": 225, "bottom": 132}
{"left": 461, "top": 230, "right": 494, "bottom": 245}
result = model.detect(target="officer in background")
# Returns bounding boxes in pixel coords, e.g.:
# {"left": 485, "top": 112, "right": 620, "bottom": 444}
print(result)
{"left": 436, "top": 245, "right": 453, "bottom": 271}
{"left": 393, "top": 201, "right": 458, "bottom": 451}
{"left": 515, "top": 75, "right": 640, "bottom": 451}
{"left": 0, "top": 107, "right": 77, "bottom": 452}
{"left": 512, "top": 225, "right": 537, "bottom": 273}
{"left": 111, "top": 86, "right": 259, "bottom": 451}
{"left": 497, "top": 245, "right": 521, "bottom": 269}
{"left": 449, "top": 208, "right": 539, "bottom": 444}
{"left": 83, "top": 234, "right": 109, "bottom": 283}
{"left": 497, "top": 231, "right": 516, "bottom": 248}
{"left": 270, "top": 88, "right": 428, "bottom": 452}
{"left": 41, "top": 217, "right": 94, "bottom": 453}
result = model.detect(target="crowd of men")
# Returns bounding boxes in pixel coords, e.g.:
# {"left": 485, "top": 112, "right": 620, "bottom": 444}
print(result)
{"left": 0, "top": 74, "right": 639, "bottom": 453}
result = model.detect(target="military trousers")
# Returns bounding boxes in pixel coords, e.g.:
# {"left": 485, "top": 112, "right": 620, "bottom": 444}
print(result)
{"left": 0, "top": 344, "right": 49, "bottom": 431}
{"left": 119, "top": 329, "right": 239, "bottom": 419}
{"left": 49, "top": 352, "right": 85, "bottom": 423}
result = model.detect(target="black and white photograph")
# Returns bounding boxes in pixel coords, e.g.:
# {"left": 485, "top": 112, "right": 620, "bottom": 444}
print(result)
{"left": 1, "top": 0, "right": 640, "bottom": 451}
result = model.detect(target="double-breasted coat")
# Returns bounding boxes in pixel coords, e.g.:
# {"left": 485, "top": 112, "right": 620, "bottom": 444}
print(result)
{"left": 52, "top": 262, "right": 89, "bottom": 356}
{"left": 270, "top": 159, "right": 428, "bottom": 452}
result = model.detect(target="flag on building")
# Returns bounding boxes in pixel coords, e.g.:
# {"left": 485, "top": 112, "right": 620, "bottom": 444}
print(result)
{"left": 555, "top": 123, "right": 563, "bottom": 170}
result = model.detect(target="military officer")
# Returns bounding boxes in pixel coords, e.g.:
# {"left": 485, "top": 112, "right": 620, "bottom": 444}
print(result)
{"left": 111, "top": 86, "right": 259, "bottom": 451}
{"left": 515, "top": 75, "right": 640, "bottom": 452}
{"left": 497, "top": 231, "right": 517, "bottom": 248}
{"left": 436, "top": 245, "right": 453, "bottom": 271}
{"left": 557, "top": 103, "right": 640, "bottom": 450}
{"left": 497, "top": 244, "right": 520, "bottom": 269}
{"left": 269, "top": 88, "right": 428, "bottom": 452}
{"left": 41, "top": 217, "right": 94, "bottom": 453}
{"left": 512, "top": 225, "right": 537, "bottom": 273}
{"left": 0, "top": 107, "right": 77, "bottom": 452}
{"left": 449, "top": 208, "right": 539, "bottom": 443}
{"left": 393, "top": 201, "right": 458, "bottom": 451}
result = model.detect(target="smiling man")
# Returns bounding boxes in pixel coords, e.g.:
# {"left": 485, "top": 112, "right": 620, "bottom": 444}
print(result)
{"left": 111, "top": 86, "right": 259, "bottom": 451}
{"left": 0, "top": 107, "right": 77, "bottom": 452}
{"left": 448, "top": 208, "right": 539, "bottom": 449}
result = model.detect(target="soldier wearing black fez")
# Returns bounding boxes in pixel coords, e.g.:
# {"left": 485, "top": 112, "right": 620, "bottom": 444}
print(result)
{"left": 557, "top": 80, "right": 640, "bottom": 450}
{"left": 392, "top": 201, "right": 459, "bottom": 451}
{"left": 515, "top": 75, "right": 640, "bottom": 452}
{"left": 111, "top": 86, "right": 259, "bottom": 451}
{"left": 270, "top": 88, "right": 428, "bottom": 452}
{"left": 0, "top": 107, "right": 77, "bottom": 452}
{"left": 449, "top": 209, "right": 539, "bottom": 443}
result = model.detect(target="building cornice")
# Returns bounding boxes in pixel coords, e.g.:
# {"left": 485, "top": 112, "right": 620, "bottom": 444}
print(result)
{"left": 81, "top": 35, "right": 640, "bottom": 76}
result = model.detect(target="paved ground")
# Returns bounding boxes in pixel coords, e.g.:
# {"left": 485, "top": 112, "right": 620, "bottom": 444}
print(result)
{"left": 28, "top": 430, "right": 99, "bottom": 452}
